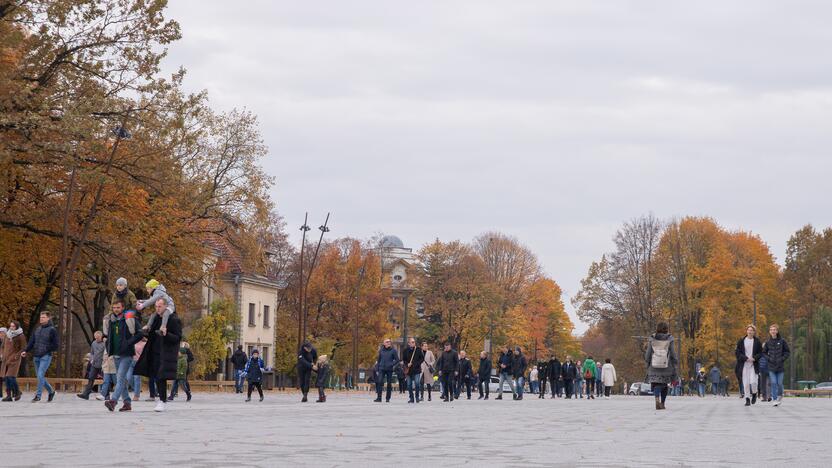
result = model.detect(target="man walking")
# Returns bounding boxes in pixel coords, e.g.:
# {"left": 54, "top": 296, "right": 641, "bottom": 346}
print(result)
{"left": 104, "top": 300, "right": 141, "bottom": 412}
{"left": 549, "top": 356, "right": 562, "bottom": 398}
{"left": 456, "top": 351, "right": 474, "bottom": 399}
{"left": 401, "top": 337, "right": 424, "bottom": 403}
{"left": 297, "top": 341, "right": 318, "bottom": 402}
{"left": 22, "top": 312, "right": 59, "bottom": 402}
{"left": 583, "top": 356, "right": 598, "bottom": 399}
{"left": 374, "top": 338, "right": 399, "bottom": 403}
{"left": 436, "top": 342, "right": 459, "bottom": 402}
{"left": 495, "top": 345, "right": 516, "bottom": 400}
{"left": 477, "top": 351, "right": 492, "bottom": 400}
{"left": 511, "top": 347, "right": 527, "bottom": 400}
{"left": 231, "top": 345, "right": 247, "bottom": 394}
{"left": 537, "top": 359, "right": 548, "bottom": 398}
{"left": 709, "top": 365, "right": 721, "bottom": 397}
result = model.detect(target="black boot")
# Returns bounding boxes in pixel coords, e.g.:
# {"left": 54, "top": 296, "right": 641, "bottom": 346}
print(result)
{"left": 751, "top": 393, "right": 757, "bottom": 405}
{"left": 745, "top": 398, "right": 751, "bottom": 406}
{"left": 301, "top": 392, "right": 308, "bottom": 403}
{"left": 2, "top": 390, "right": 11, "bottom": 402}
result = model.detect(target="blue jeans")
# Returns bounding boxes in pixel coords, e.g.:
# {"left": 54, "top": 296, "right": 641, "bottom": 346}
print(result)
{"left": 100, "top": 373, "right": 115, "bottom": 397}
{"left": 769, "top": 371, "right": 785, "bottom": 400}
{"left": 515, "top": 376, "right": 525, "bottom": 397}
{"left": 129, "top": 360, "right": 141, "bottom": 399}
{"left": 406, "top": 373, "right": 422, "bottom": 401}
{"left": 530, "top": 380, "right": 539, "bottom": 394}
{"left": 235, "top": 369, "right": 245, "bottom": 392}
{"left": 698, "top": 382, "right": 705, "bottom": 396}
{"left": 33, "top": 354, "right": 54, "bottom": 398}
{"left": 110, "top": 356, "right": 132, "bottom": 403}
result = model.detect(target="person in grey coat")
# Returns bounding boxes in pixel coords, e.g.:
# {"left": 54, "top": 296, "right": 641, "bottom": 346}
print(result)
{"left": 645, "top": 322, "right": 678, "bottom": 410}
{"left": 77, "top": 331, "right": 106, "bottom": 399}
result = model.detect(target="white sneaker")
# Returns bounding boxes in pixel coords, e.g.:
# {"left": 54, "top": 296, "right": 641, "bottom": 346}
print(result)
{"left": 95, "top": 395, "right": 104, "bottom": 401}
{"left": 154, "top": 401, "right": 167, "bottom": 412}
{"left": 773, "top": 398, "right": 782, "bottom": 407}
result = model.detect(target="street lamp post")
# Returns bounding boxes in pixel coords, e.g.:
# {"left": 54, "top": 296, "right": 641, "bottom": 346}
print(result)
{"left": 296, "top": 213, "right": 310, "bottom": 354}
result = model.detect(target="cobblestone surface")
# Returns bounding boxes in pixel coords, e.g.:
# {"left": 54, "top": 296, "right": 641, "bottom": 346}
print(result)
{"left": 6, "top": 391, "right": 830, "bottom": 467}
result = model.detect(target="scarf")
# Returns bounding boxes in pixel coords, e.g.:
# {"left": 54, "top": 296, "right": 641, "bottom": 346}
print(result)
{"left": 6, "top": 328, "right": 23, "bottom": 339}
{"left": 116, "top": 289, "right": 128, "bottom": 299}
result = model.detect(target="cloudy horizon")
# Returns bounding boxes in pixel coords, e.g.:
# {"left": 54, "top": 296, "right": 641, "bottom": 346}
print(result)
{"left": 161, "top": 1, "right": 832, "bottom": 333}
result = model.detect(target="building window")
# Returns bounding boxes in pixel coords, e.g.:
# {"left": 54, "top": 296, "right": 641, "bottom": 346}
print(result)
{"left": 262, "top": 346, "right": 270, "bottom": 367}
{"left": 248, "top": 303, "right": 256, "bottom": 326}
{"left": 263, "top": 305, "right": 270, "bottom": 328}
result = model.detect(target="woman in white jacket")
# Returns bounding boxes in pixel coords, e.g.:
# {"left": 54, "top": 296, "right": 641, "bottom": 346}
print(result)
{"left": 601, "top": 358, "right": 617, "bottom": 398}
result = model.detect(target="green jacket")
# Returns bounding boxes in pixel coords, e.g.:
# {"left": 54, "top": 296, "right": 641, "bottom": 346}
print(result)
{"left": 176, "top": 353, "right": 188, "bottom": 380}
{"left": 582, "top": 359, "right": 598, "bottom": 379}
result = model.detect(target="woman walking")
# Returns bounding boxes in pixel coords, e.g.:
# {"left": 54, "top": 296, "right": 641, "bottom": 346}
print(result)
{"left": 420, "top": 342, "right": 435, "bottom": 402}
{"left": 1, "top": 321, "right": 26, "bottom": 401}
{"left": 601, "top": 358, "right": 617, "bottom": 398}
{"left": 135, "top": 299, "right": 182, "bottom": 412}
{"left": 645, "top": 322, "right": 678, "bottom": 410}
{"left": 735, "top": 324, "right": 762, "bottom": 406}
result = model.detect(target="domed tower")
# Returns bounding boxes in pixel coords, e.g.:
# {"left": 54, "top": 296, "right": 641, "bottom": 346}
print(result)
{"left": 378, "top": 235, "right": 417, "bottom": 349}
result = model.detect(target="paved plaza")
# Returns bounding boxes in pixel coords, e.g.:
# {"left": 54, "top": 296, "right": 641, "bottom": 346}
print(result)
{"left": 6, "top": 391, "right": 830, "bottom": 467}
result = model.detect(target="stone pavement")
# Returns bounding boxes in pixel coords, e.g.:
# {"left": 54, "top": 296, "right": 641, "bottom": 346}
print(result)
{"left": 5, "top": 391, "right": 830, "bottom": 467}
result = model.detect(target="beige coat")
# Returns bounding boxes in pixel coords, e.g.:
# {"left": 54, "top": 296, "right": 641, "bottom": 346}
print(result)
{"left": 421, "top": 350, "right": 436, "bottom": 383}
{"left": 601, "top": 363, "right": 617, "bottom": 387}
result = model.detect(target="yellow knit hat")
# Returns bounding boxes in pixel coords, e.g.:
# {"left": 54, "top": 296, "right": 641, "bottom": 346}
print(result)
{"left": 145, "top": 279, "right": 160, "bottom": 290}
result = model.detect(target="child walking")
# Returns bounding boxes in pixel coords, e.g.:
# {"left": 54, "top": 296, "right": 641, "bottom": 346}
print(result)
{"left": 137, "top": 279, "right": 175, "bottom": 336}
{"left": 314, "top": 355, "right": 330, "bottom": 403}
{"left": 245, "top": 349, "right": 265, "bottom": 402}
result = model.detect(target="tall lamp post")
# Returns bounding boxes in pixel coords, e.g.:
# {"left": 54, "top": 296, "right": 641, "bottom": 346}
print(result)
{"left": 296, "top": 213, "right": 310, "bottom": 354}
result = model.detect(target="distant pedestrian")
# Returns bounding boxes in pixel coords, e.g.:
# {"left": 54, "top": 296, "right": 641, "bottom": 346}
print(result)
{"left": 575, "top": 360, "right": 584, "bottom": 399}
{"left": 456, "top": 351, "right": 473, "bottom": 399}
{"left": 244, "top": 349, "right": 265, "bottom": 402}
{"left": 297, "top": 341, "right": 318, "bottom": 403}
{"left": 601, "top": 358, "right": 617, "bottom": 398}
{"left": 436, "top": 342, "right": 459, "bottom": 402}
{"left": 21, "top": 312, "right": 59, "bottom": 403}
{"left": 420, "top": 342, "right": 435, "bottom": 402}
{"left": 537, "top": 359, "right": 548, "bottom": 398}
{"left": 314, "top": 354, "right": 330, "bottom": 403}
{"left": 77, "top": 331, "right": 105, "bottom": 400}
{"left": 645, "top": 322, "right": 678, "bottom": 410}
{"left": 583, "top": 356, "right": 598, "bottom": 400}
{"left": 696, "top": 369, "right": 706, "bottom": 397}
{"left": 763, "top": 324, "right": 790, "bottom": 407}
{"left": 231, "top": 345, "right": 248, "bottom": 394}
{"left": 373, "top": 338, "right": 399, "bottom": 403}
{"left": 1, "top": 321, "right": 26, "bottom": 401}
{"left": 758, "top": 353, "right": 770, "bottom": 401}
{"left": 495, "top": 345, "right": 516, "bottom": 400}
{"left": 549, "top": 356, "right": 562, "bottom": 398}
{"left": 709, "top": 365, "right": 721, "bottom": 396}
{"left": 477, "top": 351, "right": 491, "bottom": 400}
{"left": 562, "top": 356, "right": 577, "bottom": 399}
{"left": 511, "top": 347, "right": 527, "bottom": 400}
{"left": 529, "top": 365, "right": 539, "bottom": 395}
{"left": 169, "top": 345, "right": 192, "bottom": 402}
{"left": 736, "top": 324, "right": 762, "bottom": 407}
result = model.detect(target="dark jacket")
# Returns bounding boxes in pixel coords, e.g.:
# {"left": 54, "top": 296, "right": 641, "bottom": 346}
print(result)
{"left": 134, "top": 312, "right": 182, "bottom": 380}
{"left": 478, "top": 357, "right": 492, "bottom": 379}
{"left": 401, "top": 346, "right": 424, "bottom": 377}
{"left": 297, "top": 344, "right": 318, "bottom": 373}
{"left": 458, "top": 357, "right": 473, "bottom": 381}
{"left": 562, "top": 361, "right": 577, "bottom": 380}
{"left": 498, "top": 351, "right": 513, "bottom": 375}
{"left": 25, "top": 321, "right": 59, "bottom": 357}
{"left": 511, "top": 353, "right": 527, "bottom": 378}
{"left": 106, "top": 311, "right": 142, "bottom": 357}
{"left": 231, "top": 349, "right": 248, "bottom": 370}
{"left": 377, "top": 346, "right": 400, "bottom": 372}
{"left": 763, "top": 335, "right": 790, "bottom": 373}
{"left": 436, "top": 349, "right": 459, "bottom": 374}
{"left": 548, "top": 358, "right": 562, "bottom": 381}
{"left": 245, "top": 356, "right": 265, "bottom": 383}
{"left": 735, "top": 336, "right": 763, "bottom": 375}
{"left": 315, "top": 363, "right": 330, "bottom": 388}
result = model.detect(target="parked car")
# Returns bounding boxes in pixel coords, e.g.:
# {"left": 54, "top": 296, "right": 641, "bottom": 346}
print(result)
{"left": 488, "top": 375, "right": 514, "bottom": 393}
{"left": 628, "top": 382, "right": 653, "bottom": 396}
{"left": 816, "top": 382, "right": 832, "bottom": 389}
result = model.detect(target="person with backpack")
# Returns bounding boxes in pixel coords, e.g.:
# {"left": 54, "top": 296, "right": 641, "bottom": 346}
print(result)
{"left": 582, "top": 356, "right": 598, "bottom": 400}
{"left": 645, "top": 322, "right": 678, "bottom": 410}
{"left": 244, "top": 349, "right": 265, "bottom": 402}
{"left": 735, "top": 324, "right": 762, "bottom": 406}
{"left": 763, "top": 323, "right": 790, "bottom": 406}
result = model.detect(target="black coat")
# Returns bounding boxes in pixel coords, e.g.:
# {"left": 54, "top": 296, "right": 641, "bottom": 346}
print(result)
{"left": 477, "top": 357, "right": 492, "bottom": 379}
{"left": 401, "top": 346, "right": 424, "bottom": 376}
{"left": 511, "top": 353, "right": 527, "bottom": 378}
{"left": 297, "top": 344, "right": 318, "bottom": 374}
{"left": 458, "top": 358, "right": 473, "bottom": 381}
{"left": 735, "top": 336, "right": 763, "bottom": 375}
{"left": 562, "top": 361, "right": 577, "bottom": 380}
{"left": 498, "top": 351, "right": 513, "bottom": 375}
{"left": 548, "top": 359, "right": 562, "bottom": 381}
{"left": 25, "top": 321, "right": 59, "bottom": 357}
{"left": 436, "top": 349, "right": 459, "bottom": 374}
{"left": 231, "top": 349, "right": 248, "bottom": 370}
{"left": 315, "top": 363, "right": 330, "bottom": 388}
{"left": 135, "top": 313, "right": 182, "bottom": 381}
{"left": 763, "top": 335, "right": 790, "bottom": 373}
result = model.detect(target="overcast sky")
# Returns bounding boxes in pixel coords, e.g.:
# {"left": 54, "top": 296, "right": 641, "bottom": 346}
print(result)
{"left": 162, "top": 1, "right": 832, "bottom": 333}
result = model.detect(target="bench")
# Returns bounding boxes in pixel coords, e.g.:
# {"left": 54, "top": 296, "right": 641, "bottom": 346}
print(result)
{"left": 783, "top": 388, "right": 832, "bottom": 397}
